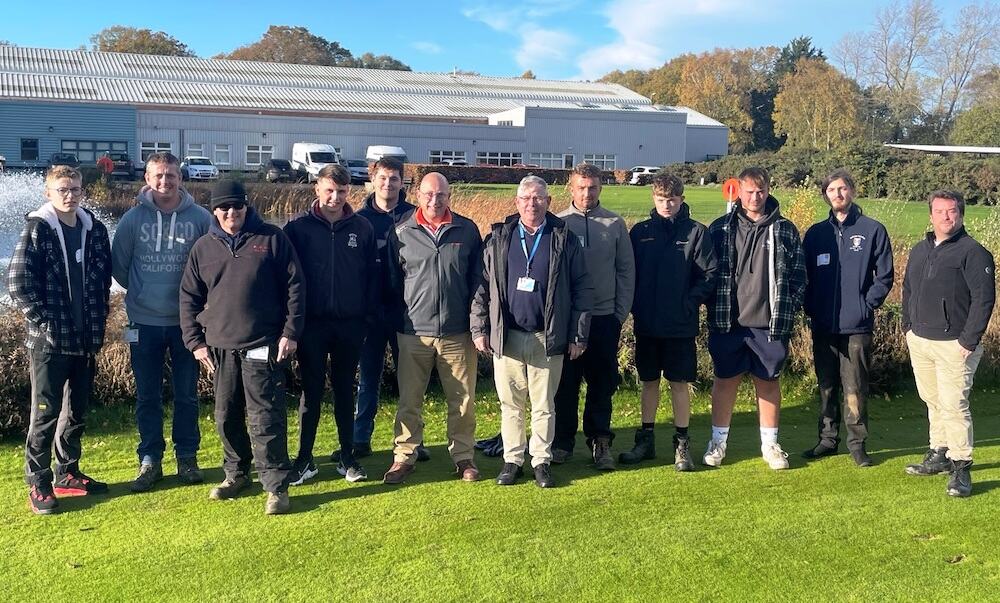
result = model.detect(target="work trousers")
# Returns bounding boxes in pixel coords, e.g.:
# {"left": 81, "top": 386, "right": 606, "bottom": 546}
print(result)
{"left": 812, "top": 332, "right": 871, "bottom": 452}
{"left": 354, "top": 317, "right": 399, "bottom": 446}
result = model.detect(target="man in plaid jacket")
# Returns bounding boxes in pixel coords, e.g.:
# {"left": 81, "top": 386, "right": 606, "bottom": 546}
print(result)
{"left": 7, "top": 165, "right": 113, "bottom": 514}
{"left": 703, "top": 167, "right": 806, "bottom": 471}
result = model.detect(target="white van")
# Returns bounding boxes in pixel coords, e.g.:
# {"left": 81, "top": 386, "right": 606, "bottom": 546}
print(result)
{"left": 291, "top": 142, "right": 342, "bottom": 182}
{"left": 365, "top": 145, "right": 407, "bottom": 164}
{"left": 629, "top": 165, "right": 660, "bottom": 185}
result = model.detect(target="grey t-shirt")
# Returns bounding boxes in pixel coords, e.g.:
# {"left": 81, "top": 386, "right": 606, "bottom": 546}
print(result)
{"left": 60, "top": 219, "right": 85, "bottom": 339}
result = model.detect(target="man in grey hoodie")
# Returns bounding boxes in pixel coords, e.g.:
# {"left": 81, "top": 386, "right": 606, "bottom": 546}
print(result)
{"left": 111, "top": 152, "right": 211, "bottom": 492}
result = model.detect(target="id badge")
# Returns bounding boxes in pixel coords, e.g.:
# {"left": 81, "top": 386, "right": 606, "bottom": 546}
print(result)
{"left": 516, "top": 276, "right": 536, "bottom": 292}
{"left": 817, "top": 253, "right": 831, "bottom": 266}
{"left": 246, "top": 345, "right": 270, "bottom": 361}
{"left": 124, "top": 328, "right": 139, "bottom": 343}
{"left": 75, "top": 249, "right": 83, "bottom": 263}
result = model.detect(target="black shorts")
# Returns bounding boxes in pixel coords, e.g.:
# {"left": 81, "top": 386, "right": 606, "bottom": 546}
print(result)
{"left": 635, "top": 336, "right": 697, "bottom": 383}
{"left": 707, "top": 326, "right": 788, "bottom": 380}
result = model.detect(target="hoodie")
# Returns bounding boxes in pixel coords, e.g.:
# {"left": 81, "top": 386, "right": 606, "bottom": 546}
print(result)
{"left": 111, "top": 186, "right": 211, "bottom": 326}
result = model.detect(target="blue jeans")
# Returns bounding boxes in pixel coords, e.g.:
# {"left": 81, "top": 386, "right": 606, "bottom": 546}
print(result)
{"left": 130, "top": 324, "right": 200, "bottom": 464}
{"left": 354, "top": 319, "right": 398, "bottom": 446}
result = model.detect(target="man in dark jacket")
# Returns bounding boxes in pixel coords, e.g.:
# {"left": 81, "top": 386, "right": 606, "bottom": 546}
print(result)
{"left": 902, "top": 189, "right": 995, "bottom": 498}
{"left": 8, "top": 165, "right": 112, "bottom": 515}
{"left": 283, "top": 164, "right": 377, "bottom": 485}
{"left": 381, "top": 173, "right": 483, "bottom": 485}
{"left": 180, "top": 180, "right": 304, "bottom": 515}
{"left": 471, "top": 175, "right": 594, "bottom": 488}
{"left": 619, "top": 172, "right": 717, "bottom": 471}
{"left": 802, "top": 169, "right": 893, "bottom": 467}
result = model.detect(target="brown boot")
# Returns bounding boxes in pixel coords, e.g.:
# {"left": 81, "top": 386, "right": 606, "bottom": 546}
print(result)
{"left": 382, "top": 462, "right": 415, "bottom": 485}
{"left": 456, "top": 460, "right": 480, "bottom": 482}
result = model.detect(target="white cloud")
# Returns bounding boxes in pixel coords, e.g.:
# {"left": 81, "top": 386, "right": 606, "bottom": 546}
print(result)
{"left": 514, "top": 25, "right": 577, "bottom": 70}
{"left": 412, "top": 41, "right": 442, "bottom": 54}
{"left": 462, "top": 1, "right": 580, "bottom": 76}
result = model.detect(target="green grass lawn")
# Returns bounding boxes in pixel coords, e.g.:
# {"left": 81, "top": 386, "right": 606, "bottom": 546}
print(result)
{"left": 3, "top": 382, "right": 999, "bottom": 601}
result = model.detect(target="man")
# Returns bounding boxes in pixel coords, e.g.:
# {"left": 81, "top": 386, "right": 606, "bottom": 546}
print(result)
{"left": 381, "top": 172, "right": 483, "bottom": 484}
{"left": 283, "top": 164, "right": 377, "bottom": 485}
{"left": 703, "top": 167, "right": 806, "bottom": 470}
{"left": 620, "top": 172, "right": 717, "bottom": 471}
{"left": 551, "top": 163, "right": 634, "bottom": 471}
{"left": 180, "top": 180, "right": 303, "bottom": 515}
{"left": 902, "top": 190, "right": 995, "bottom": 497}
{"left": 112, "top": 152, "right": 212, "bottom": 492}
{"left": 8, "top": 165, "right": 113, "bottom": 514}
{"left": 802, "top": 169, "right": 893, "bottom": 467}
{"left": 471, "top": 175, "right": 593, "bottom": 488}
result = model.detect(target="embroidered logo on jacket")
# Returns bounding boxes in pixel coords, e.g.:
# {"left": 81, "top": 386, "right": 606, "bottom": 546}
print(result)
{"left": 348, "top": 233, "right": 358, "bottom": 248}
{"left": 849, "top": 234, "right": 866, "bottom": 252}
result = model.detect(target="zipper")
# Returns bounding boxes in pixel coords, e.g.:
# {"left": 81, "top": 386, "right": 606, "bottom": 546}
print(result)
{"left": 833, "top": 224, "right": 843, "bottom": 329}
{"left": 330, "top": 227, "right": 336, "bottom": 316}
{"left": 941, "top": 298, "right": 950, "bottom": 332}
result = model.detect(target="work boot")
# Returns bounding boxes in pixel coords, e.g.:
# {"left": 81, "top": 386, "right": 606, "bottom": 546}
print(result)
{"left": 265, "top": 491, "right": 291, "bottom": 515}
{"left": 551, "top": 448, "right": 573, "bottom": 464}
{"left": 130, "top": 462, "right": 163, "bottom": 493}
{"left": 673, "top": 434, "right": 694, "bottom": 472}
{"left": 592, "top": 437, "right": 616, "bottom": 471}
{"left": 946, "top": 460, "right": 972, "bottom": 497}
{"left": 177, "top": 457, "right": 204, "bottom": 484}
{"left": 905, "top": 447, "right": 952, "bottom": 476}
{"left": 209, "top": 474, "right": 251, "bottom": 500}
{"left": 618, "top": 429, "right": 655, "bottom": 465}
{"left": 850, "top": 445, "right": 873, "bottom": 468}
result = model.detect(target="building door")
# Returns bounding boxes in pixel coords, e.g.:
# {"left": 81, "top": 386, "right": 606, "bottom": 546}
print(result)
{"left": 563, "top": 154, "right": 575, "bottom": 169}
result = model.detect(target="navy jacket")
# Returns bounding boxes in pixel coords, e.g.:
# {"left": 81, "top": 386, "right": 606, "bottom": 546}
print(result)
{"left": 356, "top": 191, "right": 414, "bottom": 309}
{"left": 803, "top": 204, "right": 894, "bottom": 335}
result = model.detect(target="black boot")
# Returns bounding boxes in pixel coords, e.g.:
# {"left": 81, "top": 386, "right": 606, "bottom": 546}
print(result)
{"left": 618, "top": 429, "right": 655, "bottom": 465}
{"left": 905, "top": 447, "right": 951, "bottom": 476}
{"left": 946, "top": 460, "right": 972, "bottom": 497}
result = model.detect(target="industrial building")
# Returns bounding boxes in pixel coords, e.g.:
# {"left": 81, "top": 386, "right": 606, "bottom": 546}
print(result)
{"left": 0, "top": 45, "right": 728, "bottom": 173}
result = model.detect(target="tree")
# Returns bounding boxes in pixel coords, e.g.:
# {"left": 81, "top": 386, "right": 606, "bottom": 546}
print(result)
{"left": 950, "top": 101, "right": 1000, "bottom": 146}
{"left": 520, "top": 70, "right": 536, "bottom": 79}
{"left": 773, "top": 59, "right": 863, "bottom": 151}
{"left": 217, "top": 26, "right": 353, "bottom": 66}
{"left": 347, "top": 52, "right": 410, "bottom": 71}
{"left": 90, "top": 26, "right": 194, "bottom": 57}
{"left": 0, "top": 40, "right": 13, "bottom": 46}
{"left": 928, "top": 2, "right": 1000, "bottom": 125}
{"left": 773, "top": 36, "right": 825, "bottom": 82}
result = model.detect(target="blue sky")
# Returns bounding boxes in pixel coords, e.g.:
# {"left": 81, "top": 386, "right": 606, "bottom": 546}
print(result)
{"left": 0, "top": 0, "right": 967, "bottom": 81}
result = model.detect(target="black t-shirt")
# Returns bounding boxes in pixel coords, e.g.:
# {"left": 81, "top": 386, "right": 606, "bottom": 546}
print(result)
{"left": 60, "top": 219, "right": 85, "bottom": 340}
{"left": 505, "top": 223, "right": 551, "bottom": 332}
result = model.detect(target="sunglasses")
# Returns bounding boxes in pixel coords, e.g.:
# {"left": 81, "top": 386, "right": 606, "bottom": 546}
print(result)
{"left": 215, "top": 202, "right": 247, "bottom": 211}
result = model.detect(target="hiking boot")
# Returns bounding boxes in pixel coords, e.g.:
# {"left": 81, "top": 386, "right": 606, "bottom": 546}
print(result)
{"left": 946, "top": 460, "right": 972, "bottom": 498}
{"left": 265, "top": 491, "right": 290, "bottom": 515}
{"left": 416, "top": 443, "right": 431, "bottom": 462}
{"left": 592, "top": 437, "right": 616, "bottom": 471}
{"left": 673, "top": 434, "right": 694, "bottom": 472}
{"left": 551, "top": 448, "right": 573, "bottom": 464}
{"left": 28, "top": 483, "right": 59, "bottom": 515}
{"left": 802, "top": 442, "right": 838, "bottom": 459}
{"left": 905, "top": 448, "right": 952, "bottom": 476}
{"left": 496, "top": 463, "right": 523, "bottom": 486}
{"left": 762, "top": 443, "right": 790, "bottom": 470}
{"left": 533, "top": 463, "right": 554, "bottom": 488}
{"left": 337, "top": 460, "right": 368, "bottom": 483}
{"left": 456, "top": 460, "right": 480, "bottom": 482}
{"left": 130, "top": 462, "right": 163, "bottom": 493}
{"left": 54, "top": 471, "right": 109, "bottom": 496}
{"left": 177, "top": 457, "right": 204, "bottom": 484}
{"left": 383, "top": 462, "right": 414, "bottom": 485}
{"left": 619, "top": 429, "right": 655, "bottom": 465}
{"left": 209, "top": 474, "right": 251, "bottom": 500}
{"left": 288, "top": 458, "right": 318, "bottom": 486}
{"left": 850, "top": 446, "right": 874, "bottom": 468}
{"left": 703, "top": 439, "right": 727, "bottom": 467}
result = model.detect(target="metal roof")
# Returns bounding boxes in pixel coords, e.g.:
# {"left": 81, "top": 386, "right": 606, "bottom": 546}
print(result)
{"left": 0, "top": 45, "right": 725, "bottom": 126}
{"left": 884, "top": 143, "right": 1000, "bottom": 154}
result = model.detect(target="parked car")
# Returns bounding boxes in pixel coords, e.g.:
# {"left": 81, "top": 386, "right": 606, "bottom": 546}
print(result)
{"left": 180, "top": 156, "right": 220, "bottom": 181}
{"left": 257, "top": 158, "right": 295, "bottom": 183}
{"left": 344, "top": 159, "right": 370, "bottom": 184}
{"left": 629, "top": 165, "right": 660, "bottom": 185}
{"left": 48, "top": 152, "right": 80, "bottom": 169}
{"left": 441, "top": 159, "right": 468, "bottom": 166}
{"left": 365, "top": 145, "right": 407, "bottom": 163}
{"left": 107, "top": 152, "right": 135, "bottom": 180}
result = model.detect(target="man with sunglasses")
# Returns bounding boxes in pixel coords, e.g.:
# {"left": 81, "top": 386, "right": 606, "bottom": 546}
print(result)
{"left": 180, "top": 180, "right": 304, "bottom": 514}
{"left": 9, "top": 165, "right": 113, "bottom": 514}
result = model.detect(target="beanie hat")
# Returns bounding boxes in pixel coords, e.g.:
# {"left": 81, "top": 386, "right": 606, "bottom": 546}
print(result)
{"left": 210, "top": 179, "right": 248, "bottom": 210}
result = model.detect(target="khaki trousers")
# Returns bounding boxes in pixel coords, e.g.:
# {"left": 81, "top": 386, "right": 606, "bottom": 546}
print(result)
{"left": 906, "top": 331, "right": 984, "bottom": 461}
{"left": 494, "top": 329, "right": 564, "bottom": 468}
{"left": 394, "top": 333, "right": 477, "bottom": 465}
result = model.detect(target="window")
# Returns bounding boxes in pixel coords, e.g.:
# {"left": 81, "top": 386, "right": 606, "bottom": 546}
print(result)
{"left": 214, "top": 144, "right": 231, "bottom": 165}
{"left": 497, "top": 120, "right": 514, "bottom": 126}
{"left": 62, "top": 139, "right": 128, "bottom": 163}
{"left": 245, "top": 145, "right": 274, "bottom": 166}
{"left": 186, "top": 143, "right": 204, "bottom": 157}
{"left": 529, "top": 153, "right": 563, "bottom": 169}
{"left": 429, "top": 150, "right": 467, "bottom": 164}
{"left": 476, "top": 151, "right": 522, "bottom": 167}
{"left": 20, "top": 138, "right": 39, "bottom": 161}
{"left": 583, "top": 154, "right": 616, "bottom": 170}
{"left": 141, "top": 142, "right": 172, "bottom": 162}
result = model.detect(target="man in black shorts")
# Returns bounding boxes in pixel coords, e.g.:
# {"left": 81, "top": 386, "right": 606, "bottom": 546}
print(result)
{"left": 620, "top": 172, "right": 717, "bottom": 471}
{"left": 703, "top": 167, "right": 806, "bottom": 470}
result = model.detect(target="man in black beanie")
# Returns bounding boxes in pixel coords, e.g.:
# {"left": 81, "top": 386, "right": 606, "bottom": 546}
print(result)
{"left": 180, "top": 179, "right": 304, "bottom": 515}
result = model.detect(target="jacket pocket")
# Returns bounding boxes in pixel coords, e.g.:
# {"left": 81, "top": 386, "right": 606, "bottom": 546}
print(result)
{"left": 941, "top": 298, "right": 951, "bottom": 332}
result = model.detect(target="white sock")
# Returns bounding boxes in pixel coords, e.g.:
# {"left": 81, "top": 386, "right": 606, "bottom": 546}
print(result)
{"left": 760, "top": 427, "right": 779, "bottom": 447}
{"left": 711, "top": 425, "right": 730, "bottom": 443}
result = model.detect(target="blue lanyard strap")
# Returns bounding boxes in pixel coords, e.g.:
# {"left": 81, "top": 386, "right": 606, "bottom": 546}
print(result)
{"left": 518, "top": 221, "right": 545, "bottom": 273}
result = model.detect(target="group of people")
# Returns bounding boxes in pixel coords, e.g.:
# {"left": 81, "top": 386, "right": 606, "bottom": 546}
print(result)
{"left": 8, "top": 153, "right": 995, "bottom": 517}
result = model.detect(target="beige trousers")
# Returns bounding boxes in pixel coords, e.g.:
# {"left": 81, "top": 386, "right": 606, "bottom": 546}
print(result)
{"left": 494, "top": 329, "right": 564, "bottom": 468}
{"left": 394, "top": 333, "right": 477, "bottom": 465}
{"left": 906, "top": 331, "right": 984, "bottom": 461}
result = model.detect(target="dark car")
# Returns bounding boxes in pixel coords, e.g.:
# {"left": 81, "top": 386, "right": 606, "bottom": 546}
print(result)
{"left": 107, "top": 152, "right": 135, "bottom": 180}
{"left": 345, "top": 159, "right": 369, "bottom": 184}
{"left": 258, "top": 158, "right": 295, "bottom": 183}
{"left": 48, "top": 152, "right": 80, "bottom": 169}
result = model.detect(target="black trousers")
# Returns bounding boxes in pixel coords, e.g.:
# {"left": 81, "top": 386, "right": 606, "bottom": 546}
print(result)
{"left": 295, "top": 319, "right": 366, "bottom": 465}
{"left": 812, "top": 332, "right": 872, "bottom": 451}
{"left": 553, "top": 314, "right": 622, "bottom": 451}
{"left": 213, "top": 345, "right": 291, "bottom": 493}
{"left": 24, "top": 350, "right": 96, "bottom": 486}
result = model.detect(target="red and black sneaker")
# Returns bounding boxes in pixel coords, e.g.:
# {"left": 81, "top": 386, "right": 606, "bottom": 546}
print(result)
{"left": 54, "top": 471, "right": 109, "bottom": 496}
{"left": 28, "top": 483, "right": 59, "bottom": 515}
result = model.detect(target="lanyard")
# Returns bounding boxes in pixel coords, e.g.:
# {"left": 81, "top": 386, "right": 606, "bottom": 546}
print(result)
{"left": 519, "top": 220, "right": 545, "bottom": 274}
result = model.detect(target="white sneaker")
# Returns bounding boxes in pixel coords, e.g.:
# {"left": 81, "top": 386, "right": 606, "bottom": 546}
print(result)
{"left": 762, "top": 443, "right": 790, "bottom": 470}
{"left": 703, "top": 439, "right": 727, "bottom": 467}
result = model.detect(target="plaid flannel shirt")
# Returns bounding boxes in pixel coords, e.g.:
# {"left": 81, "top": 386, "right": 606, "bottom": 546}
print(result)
{"left": 706, "top": 205, "right": 806, "bottom": 340}
{"left": 6, "top": 205, "right": 113, "bottom": 355}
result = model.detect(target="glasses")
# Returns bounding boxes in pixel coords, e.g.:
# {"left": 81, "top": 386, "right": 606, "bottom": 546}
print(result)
{"left": 516, "top": 195, "right": 548, "bottom": 203}
{"left": 49, "top": 187, "right": 84, "bottom": 197}
{"left": 419, "top": 191, "right": 450, "bottom": 201}
{"left": 215, "top": 202, "right": 247, "bottom": 211}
